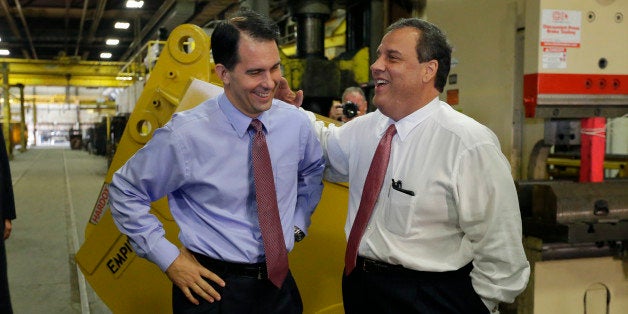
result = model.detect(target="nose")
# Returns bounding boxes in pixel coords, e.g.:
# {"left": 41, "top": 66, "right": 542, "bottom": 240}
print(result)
{"left": 262, "top": 71, "right": 277, "bottom": 90}
{"left": 370, "top": 56, "right": 384, "bottom": 74}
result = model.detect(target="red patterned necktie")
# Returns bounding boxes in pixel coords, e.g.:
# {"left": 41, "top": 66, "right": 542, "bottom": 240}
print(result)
{"left": 250, "top": 119, "right": 289, "bottom": 288}
{"left": 344, "top": 124, "right": 397, "bottom": 275}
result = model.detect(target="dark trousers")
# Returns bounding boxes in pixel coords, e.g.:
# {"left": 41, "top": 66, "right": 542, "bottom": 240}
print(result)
{"left": 172, "top": 253, "right": 302, "bottom": 314}
{"left": 0, "top": 240, "right": 13, "bottom": 314}
{"left": 342, "top": 257, "right": 489, "bottom": 314}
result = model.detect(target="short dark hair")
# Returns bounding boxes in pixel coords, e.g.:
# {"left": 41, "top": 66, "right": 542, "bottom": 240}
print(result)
{"left": 211, "top": 9, "right": 280, "bottom": 70}
{"left": 386, "top": 18, "right": 452, "bottom": 92}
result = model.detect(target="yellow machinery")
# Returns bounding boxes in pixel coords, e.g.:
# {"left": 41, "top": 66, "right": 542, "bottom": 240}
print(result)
{"left": 76, "top": 23, "right": 349, "bottom": 313}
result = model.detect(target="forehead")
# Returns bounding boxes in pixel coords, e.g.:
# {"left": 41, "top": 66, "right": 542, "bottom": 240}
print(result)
{"left": 344, "top": 92, "right": 364, "bottom": 101}
{"left": 378, "top": 27, "right": 420, "bottom": 57}
{"left": 236, "top": 34, "right": 280, "bottom": 66}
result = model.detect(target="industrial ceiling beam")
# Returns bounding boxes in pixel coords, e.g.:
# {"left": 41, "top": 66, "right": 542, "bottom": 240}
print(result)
{"left": 6, "top": 74, "right": 132, "bottom": 87}
{"left": 24, "top": 94, "right": 113, "bottom": 103}
{"left": 0, "top": 58, "right": 133, "bottom": 87}
{"left": 16, "top": 95, "right": 117, "bottom": 108}
{"left": 12, "top": 0, "right": 37, "bottom": 59}
{"left": 119, "top": 0, "right": 177, "bottom": 62}
{"left": 189, "top": 0, "right": 239, "bottom": 26}
{"left": 85, "top": 0, "right": 108, "bottom": 56}
{"left": 74, "top": 0, "right": 91, "bottom": 58}
{"left": 0, "top": 0, "right": 30, "bottom": 59}
{"left": 9, "top": 7, "right": 153, "bottom": 20}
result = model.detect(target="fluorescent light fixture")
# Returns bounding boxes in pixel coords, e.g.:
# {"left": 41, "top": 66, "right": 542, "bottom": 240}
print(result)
{"left": 100, "top": 52, "right": 112, "bottom": 59}
{"left": 0, "top": 49, "right": 9, "bottom": 56}
{"left": 116, "top": 76, "right": 133, "bottom": 81}
{"left": 126, "top": 1, "right": 144, "bottom": 8}
{"left": 106, "top": 38, "right": 120, "bottom": 45}
{"left": 114, "top": 22, "right": 130, "bottom": 29}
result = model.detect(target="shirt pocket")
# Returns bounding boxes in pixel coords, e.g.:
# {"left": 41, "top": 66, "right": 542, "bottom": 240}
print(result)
{"left": 384, "top": 188, "right": 415, "bottom": 235}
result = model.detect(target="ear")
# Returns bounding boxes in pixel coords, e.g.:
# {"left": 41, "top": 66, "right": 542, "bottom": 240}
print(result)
{"left": 215, "top": 64, "right": 230, "bottom": 85}
{"left": 423, "top": 60, "right": 438, "bottom": 84}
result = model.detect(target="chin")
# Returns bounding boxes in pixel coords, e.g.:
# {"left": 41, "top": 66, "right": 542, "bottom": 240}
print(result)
{"left": 257, "top": 103, "right": 273, "bottom": 112}
{"left": 373, "top": 96, "right": 385, "bottom": 107}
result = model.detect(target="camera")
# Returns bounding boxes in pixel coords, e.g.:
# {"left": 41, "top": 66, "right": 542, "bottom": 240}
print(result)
{"left": 342, "top": 101, "right": 359, "bottom": 119}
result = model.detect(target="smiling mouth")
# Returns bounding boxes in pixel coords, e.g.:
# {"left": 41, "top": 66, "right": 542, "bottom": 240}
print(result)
{"left": 254, "top": 90, "right": 271, "bottom": 98}
{"left": 375, "top": 79, "right": 389, "bottom": 87}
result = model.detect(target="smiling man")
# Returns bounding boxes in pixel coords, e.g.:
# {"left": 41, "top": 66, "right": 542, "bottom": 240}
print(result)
{"left": 294, "top": 18, "right": 530, "bottom": 313}
{"left": 108, "top": 9, "right": 325, "bottom": 314}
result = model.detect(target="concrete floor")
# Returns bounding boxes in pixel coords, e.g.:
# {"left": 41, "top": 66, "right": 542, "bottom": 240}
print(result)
{"left": 6, "top": 146, "right": 111, "bottom": 313}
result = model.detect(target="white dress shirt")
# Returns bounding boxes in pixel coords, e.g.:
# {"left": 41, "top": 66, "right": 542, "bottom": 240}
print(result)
{"left": 306, "top": 97, "right": 530, "bottom": 311}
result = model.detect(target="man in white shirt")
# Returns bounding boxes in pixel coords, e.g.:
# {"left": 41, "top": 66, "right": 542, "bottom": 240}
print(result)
{"left": 282, "top": 17, "right": 530, "bottom": 313}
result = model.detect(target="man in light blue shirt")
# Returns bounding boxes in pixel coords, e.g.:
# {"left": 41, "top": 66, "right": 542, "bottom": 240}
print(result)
{"left": 108, "top": 9, "right": 325, "bottom": 313}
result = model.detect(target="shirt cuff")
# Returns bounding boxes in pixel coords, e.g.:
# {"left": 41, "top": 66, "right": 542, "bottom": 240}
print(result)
{"left": 146, "top": 238, "right": 180, "bottom": 272}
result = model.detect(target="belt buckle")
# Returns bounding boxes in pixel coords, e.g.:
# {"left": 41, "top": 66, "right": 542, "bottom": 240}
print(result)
{"left": 362, "top": 258, "right": 374, "bottom": 273}
{"left": 257, "top": 265, "right": 263, "bottom": 280}
{"left": 362, "top": 258, "right": 391, "bottom": 273}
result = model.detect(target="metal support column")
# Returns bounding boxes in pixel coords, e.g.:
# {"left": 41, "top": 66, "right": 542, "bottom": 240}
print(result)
{"left": 32, "top": 86, "right": 37, "bottom": 147}
{"left": 75, "top": 86, "right": 81, "bottom": 130}
{"left": 17, "top": 83, "right": 26, "bottom": 152}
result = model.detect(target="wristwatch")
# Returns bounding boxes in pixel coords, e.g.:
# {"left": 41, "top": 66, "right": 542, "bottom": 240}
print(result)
{"left": 294, "top": 226, "right": 306, "bottom": 242}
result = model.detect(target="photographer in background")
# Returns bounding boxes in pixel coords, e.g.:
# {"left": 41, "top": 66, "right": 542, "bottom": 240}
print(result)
{"left": 328, "top": 86, "right": 369, "bottom": 123}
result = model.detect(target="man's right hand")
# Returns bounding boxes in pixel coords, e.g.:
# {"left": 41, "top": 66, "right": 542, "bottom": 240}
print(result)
{"left": 3, "top": 219, "right": 12, "bottom": 240}
{"left": 165, "top": 247, "right": 226, "bottom": 305}
{"left": 275, "top": 77, "right": 303, "bottom": 107}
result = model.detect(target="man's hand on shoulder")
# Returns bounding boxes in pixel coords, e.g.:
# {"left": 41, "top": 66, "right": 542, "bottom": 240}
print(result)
{"left": 165, "top": 247, "right": 226, "bottom": 305}
{"left": 276, "top": 77, "right": 303, "bottom": 107}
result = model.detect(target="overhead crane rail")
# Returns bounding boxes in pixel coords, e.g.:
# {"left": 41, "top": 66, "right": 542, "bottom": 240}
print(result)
{"left": 0, "top": 58, "right": 132, "bottom": 87}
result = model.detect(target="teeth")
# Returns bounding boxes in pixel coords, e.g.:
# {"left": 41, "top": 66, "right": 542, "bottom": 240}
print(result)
{"left": 376, "top": 79, "right": 388, "bottom": 86}
{"left": 255, "top": 91, "right": 270, "bottom": 97}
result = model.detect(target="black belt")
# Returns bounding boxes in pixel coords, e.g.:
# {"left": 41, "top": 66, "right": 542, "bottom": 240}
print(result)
{"left": 191, "top": 251, "right": 268, "bottom": 280}
{"left": 356, "top": 256, "right": 473, "bottom": 279}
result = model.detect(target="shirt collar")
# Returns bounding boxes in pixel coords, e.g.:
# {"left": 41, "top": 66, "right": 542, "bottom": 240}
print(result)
{"left": 394, "top": 97, "right": 440, "bottom": 141}
{"left": 218, "top": 93, "right": 272, "bottom": 138}
{"left": 375, "top": 115, "right": 396, "bottom": 138}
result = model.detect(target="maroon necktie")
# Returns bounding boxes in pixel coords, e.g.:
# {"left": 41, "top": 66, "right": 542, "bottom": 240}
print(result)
{"left": 344, "top": 124, "right": 397, "bottom": 275}
{"left": 250, "top": 119, "right": 289, "bottom": 288}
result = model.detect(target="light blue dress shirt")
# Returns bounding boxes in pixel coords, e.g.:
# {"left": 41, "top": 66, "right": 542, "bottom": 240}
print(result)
{"left": 109, "top": 93, "right": 325, "bottom": 271}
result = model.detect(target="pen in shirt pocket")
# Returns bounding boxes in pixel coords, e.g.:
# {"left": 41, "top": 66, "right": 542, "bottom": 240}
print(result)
{"left": 391, "top": 179, "right": 415, "bottom": 196}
